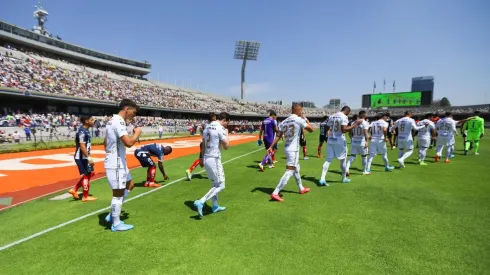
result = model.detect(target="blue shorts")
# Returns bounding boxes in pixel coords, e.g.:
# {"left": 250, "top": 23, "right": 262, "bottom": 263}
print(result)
{"left": 75, "top": 159, "right": 93, "bottom": 176}
{"left": 134, "top": 149, "right": 155, "bottom": 167}
{"left": 264, "top": 140, "right": 278, "bottom": 151}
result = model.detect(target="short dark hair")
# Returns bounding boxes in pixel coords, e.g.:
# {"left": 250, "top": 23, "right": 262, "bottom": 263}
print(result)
{"left": 208, "top": 112, "right": 216, "bottom": 121}
{"left": 119, "top": 99, "right": 139, "bottom": 111}
{"left": 323, "top": 115, "right": 328, "bottom": 120}
{"left": 165, "top": 146, "right": 173, "bottom": 154}
{"left": 405, "top": 110, "right": 412, "bottom": 116}
{"left": 269, "top": 110, "right": 277, "bottom": 116}
{"left": 80, "top": 115, "right": 92, "bottom": 125}
{"left": 374, "top": 115, "right": 381, "bottom": 120}
{"left": 352, "top": 114, "right": 358, "bottom": 120}
{"left": 341, "top": 106, "right": 350, "bottom": 112}
{"left": 218, "top": 112, "right": 230, "bottom": 121}
{"left": 445, "top": 111, "right": 452, "bottom": 117}
{"left": 385, "top": 112, "right": 391, "bottom": 117}
{"left": 358, "top": 110, "right": 366, "bottom": 117}
{"left": 475, "top": 111, "right": 481, "bottom": 116}
{"left": 425, "top": 113, "right": 434, "bottom": 119}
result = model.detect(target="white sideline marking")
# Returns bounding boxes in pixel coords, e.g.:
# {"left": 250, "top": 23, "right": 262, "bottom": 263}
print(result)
{"left": 49, "top": 193, "right": 74, "bottom": 201}
{"left": 0, "top": 148, "right": 263, "bottom": 252}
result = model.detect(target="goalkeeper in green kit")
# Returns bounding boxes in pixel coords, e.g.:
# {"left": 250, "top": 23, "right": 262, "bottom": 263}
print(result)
{"left": 464, "top": 111, "right": 485, "bottom": 155}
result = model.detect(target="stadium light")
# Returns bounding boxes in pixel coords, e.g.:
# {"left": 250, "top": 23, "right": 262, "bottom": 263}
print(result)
{"left": 233, "top": 40, "right": 261, "bottom": 100}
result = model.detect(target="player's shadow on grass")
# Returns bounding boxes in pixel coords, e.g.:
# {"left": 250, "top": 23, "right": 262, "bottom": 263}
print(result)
{"left": 184, "top": 200, "right": 213, "bottom": 220}
{"left": 68, "top": 193, "right": 96, "bottom": 202}
{"left": 191, "top": 174, "right": 207, "bottom": 180}
{"left": 250, "top": 187, "right": 297, "bottom": 201}
{"left": 98, "top": 211, "right": 129, "bottom": 229}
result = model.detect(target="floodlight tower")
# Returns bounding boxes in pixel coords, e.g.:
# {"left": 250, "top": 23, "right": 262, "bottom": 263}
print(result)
{"left": 233, "top": 40, "right": 261, "bottom": 100}
{"left": 32, "top": 2, "right": 50, "bottom": 36}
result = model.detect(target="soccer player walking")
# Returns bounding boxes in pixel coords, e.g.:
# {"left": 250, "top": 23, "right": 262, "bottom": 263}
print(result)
{"left": 392, "top": 111, "right": 428, "bottom": 168}
{"left": 416, "top": 113, "right": 436, "bottom": 165}
{"left": 464, "top": 111, "right": 485, "bottom": 155}
{"left": 258, "top": 110, "right": 279, "bottom": 171}
{"left": 365, "top": 114, "right": 395, "bottom": 174}
{"left": 68, "top": 115, "right": 97, "bottom": 202}
{"left": 268, "top": 103, "right": 314, "bottom": 202}
{"left": 345, "top": 110, "right": 370, "bottom": 176}
{"left": 104, "top": 99, "right": 141, "bottom": 232}
{"left": 134, "top": 143, "right": 173, "bottom": 187}
{"left": 317, "top": 116, "right": 329, "bottom": 158}
{"left": 319, "top": 106, "right": 360, "bottom": 185}
{"left": 193, "top": 112, "right": 230, "bottom": 218}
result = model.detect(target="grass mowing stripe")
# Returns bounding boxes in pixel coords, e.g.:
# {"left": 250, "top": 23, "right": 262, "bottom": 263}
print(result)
{"left": 0, "top": 147, "right": 263, "bottom": 252}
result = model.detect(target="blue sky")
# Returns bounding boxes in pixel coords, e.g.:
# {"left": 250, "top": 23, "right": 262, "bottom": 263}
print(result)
{"left": 2, "top": 0, "right": 490, "bottom": 108}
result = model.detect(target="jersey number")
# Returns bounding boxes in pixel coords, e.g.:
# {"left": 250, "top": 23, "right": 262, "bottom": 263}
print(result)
{"left": 400, "top": 124, "right": 405, "bottom": 132}
{"left": 355, "top": 126, "right": 362, "bottom": 136}
{"left": 373, "top": 126, "right": 382, "bottom": 135}
{"left": 206, "top": 133, "right": 211, "bottom": 148}
{"left": 286, "top": 125, "right": 295, "bottom": 138}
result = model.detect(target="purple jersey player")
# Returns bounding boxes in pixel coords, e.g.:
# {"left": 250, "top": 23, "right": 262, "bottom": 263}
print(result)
{"left": 258, "top": 110, "right": 279, "bottom": 172}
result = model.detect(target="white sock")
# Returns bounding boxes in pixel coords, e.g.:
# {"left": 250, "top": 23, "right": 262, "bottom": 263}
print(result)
{"left": 111, "top": 196, "right": 123, "bottom": 226}
{"left": 293, "top": 170, "right": 304, "bottom": 191}
{"left": 340, "top": 158, "right": 347, "bottom": 178}
{"left": 367, "top": 154, "right": 375, "bottom": 171}
{"left": 401, "top": 150, "right": 413, "bottom": 162}
{"left": 446, "top": 146, "right": 452, "bottom": 160}
{"left": 273, "top": 170, "right": 294, "bottom": 195}
{"left": 398, "top": 149, "right": 404, "bottom": 159}
{"left": 382, "top": 153, "right": 389, "bottom": 167}
{"left": 211, "top": 194, "right": 219, "bottom": 208}
{"left": 420, "top": 148, "right": 427, "bottom": 161}
{"left": 320, "top": 160, "right": 331, "bottom": 180}
{"left": 201, "top": 182, "right": 225, "bottom": 203}
{"left": 361, "top": 156, "right": 367, "bottom": 172}
{"left": 346, "top": 156, "right": 356, "bottom": 173}
{"left": 436, "top": 145, "right": 444, "bottom": 156}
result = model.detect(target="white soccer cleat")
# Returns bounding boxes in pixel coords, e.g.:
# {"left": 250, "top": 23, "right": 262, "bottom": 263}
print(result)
{"left": 397, "top": 158, "right": 405, "bottom": 168}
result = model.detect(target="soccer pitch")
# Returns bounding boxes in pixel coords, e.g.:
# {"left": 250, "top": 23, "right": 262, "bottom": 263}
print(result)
{"left": 0, "top": 132, "right": 489, "bottom": 274}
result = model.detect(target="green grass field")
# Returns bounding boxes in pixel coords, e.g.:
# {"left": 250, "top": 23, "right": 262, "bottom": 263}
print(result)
{"left": 0, "top": 132, "right": 489, "bottom": 274}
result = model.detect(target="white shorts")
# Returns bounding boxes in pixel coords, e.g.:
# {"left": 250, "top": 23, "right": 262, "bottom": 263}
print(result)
{"left": 284, "top": 151, "right": 300, "bottom": 167}
{"left": 326, "top": 142, "right": 348, "bottom": 160}
{"left": 418, "top": 138, "right": 431, "bottom": 148}
{"left": 204, "top": 157, "right": 225, "bottom": 184}
{"left": 350, "top": 141, "right": 368, "bottom": 156}
{"left": 106, "top": 167, "right": 132, "bottom": 190}
{"left": 437, "top": 137, "right": 455, "bottom": 147}
{"left": 397, "top": 139, "right": 414, "bottom": 150}
{"left": 369, "top": 140, "right": 387, "bottom": 155}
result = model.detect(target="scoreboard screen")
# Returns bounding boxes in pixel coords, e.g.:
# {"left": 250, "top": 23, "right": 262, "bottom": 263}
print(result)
{"left": 370, "top": 91, "right": 422, "bottom": 108}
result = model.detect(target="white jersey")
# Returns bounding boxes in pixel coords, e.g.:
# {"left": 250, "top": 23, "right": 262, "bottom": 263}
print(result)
{"left": 104, "top": 114, "right": 129, "bottom": 169}
{"left": 202, "top": 121, "right": 227, "bottom": 158}
{"left": 417, "top": 119, "right": 435, "bottom": 140}
{"left": 370, "top": 120, "right": 389, "bottom": 141}
{"left": 327, "top": 112, "right": 349, "bottom": 144}
{"left": 394, "top": 117, "right": 421, "bottom": 141}
{"left": 279, "top": 114, "right": 307, "bottom": 152}
{"left": 436, "top": 117, "right": 457, "bottom": 139}
{"left": 351, "top": 119, "right": 370, "bottom": 144}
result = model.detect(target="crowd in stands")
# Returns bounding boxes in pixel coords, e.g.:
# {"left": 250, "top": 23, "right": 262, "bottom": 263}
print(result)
{"left": 2, "top": 45, "right": 489, "bottom": 120}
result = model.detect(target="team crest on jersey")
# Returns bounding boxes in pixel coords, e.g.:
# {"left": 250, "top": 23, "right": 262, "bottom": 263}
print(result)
{"left": 120, "top": 121, "right": 125, "bottom": 126}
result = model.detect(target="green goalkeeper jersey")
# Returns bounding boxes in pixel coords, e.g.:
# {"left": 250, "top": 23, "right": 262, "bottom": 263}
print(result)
{"left": 466, "top": 116, "right": 484, "bottom": 134}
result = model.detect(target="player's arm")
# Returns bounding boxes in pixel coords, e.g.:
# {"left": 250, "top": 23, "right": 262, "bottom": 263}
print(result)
{"left": 219, "top": 128, "right": 230, "bottom": 150}
{"left": 79, "top": 132, "right": 93, "bottom": 165}
{"left": 481, "top": 118, "right": 485, "bottom": 137}
{"left": 268, "top": 131, "right": 283, "bottom": 153}
{"left": 412, "top": 120, "right": 426, "bottom": 131}
{"left": 341, "top": 119, "right": 360, "bottom": 133}
{"left": 383, "top": 127, "right": 388, "bottom": 141}
{"left": 302, "top": 117, "right": 314, "bottom": 133}
{"left": 363, "top": 128, "right": 369, "bottom": 147}
{"left": 258, "top": 122, "right": 264, "bottom": 140}
{"left": 119, "top": 124, "right": 141, "bottom": 148}
{"left": 158, "top": 161, "right": 168, "bottom": 180}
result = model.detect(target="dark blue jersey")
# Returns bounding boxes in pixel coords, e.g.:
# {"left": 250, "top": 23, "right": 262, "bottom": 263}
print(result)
{"left": 138, "top": 143, "right": 165, "bottom": 162}
{"left": 74, "top": 126, "right": 91, "bottom": 160}
{"left": 319, "top": 121, "right": 329, "bottom": 136}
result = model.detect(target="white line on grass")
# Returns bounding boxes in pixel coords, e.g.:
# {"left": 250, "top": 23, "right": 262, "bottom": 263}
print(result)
{"left": 0, "top": 148, "right": 263, "bottom": 252}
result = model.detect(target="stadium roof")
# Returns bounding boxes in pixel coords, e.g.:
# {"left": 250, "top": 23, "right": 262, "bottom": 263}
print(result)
{"left": 0, "top": 20, "right": 151, "bottom": 75}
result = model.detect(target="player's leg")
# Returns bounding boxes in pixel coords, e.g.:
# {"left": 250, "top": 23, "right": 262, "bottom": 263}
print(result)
{"left": 387, "top": 132, "right": 394, "bottom": 149}
{"left": 399, "top": 140, "right": 414, "bottom": 167}
{"left": 337, "top": 143, "right": 350, "bottom": 183}
{"left": 107, "top": 169, "right": 134, "bottom": 231}
{"left": 319, "top": 144, "right": 334, "bottom": 185}
{"left": 81, "top": 160, "right": 96, "bottom": 201}
{"left": 292, "top": 163, "right": 309, "bottom": 194}
{"left": 69, "top": 159, "right": 85, "bottom": 199}
{"left": 380, "top": 142, "right": 394, "bottom": 171}
{"left": 445, "top": 144, "right": 453, "bottom": 162}
{"left": 345, "top": 153, "right": 356, "bottom": 177}
{"left": 271, "top": 152, "right": 298, "bottom": 201}
{"left": 146, "top": 165, "right": 159, "bottom": 187}
{"left": 186, "top": 142, "right": 203, "bottom": 180}
{"left": 202, "top": 159, "right": 226, "bottom": 213}
{"left": 272, "top": 143, "right": 278, "bottom": 163}
{"left": 317, "top": 136, "right": 324, "bottom": 158}
{"left": 259, "top": 141, "right": 273, "bottom": 171}
{"left": 301, "top": 139, "right": 308, "bottom": 160}
{"left": 366, "top": 142, "right": 377, "bottom": 174}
